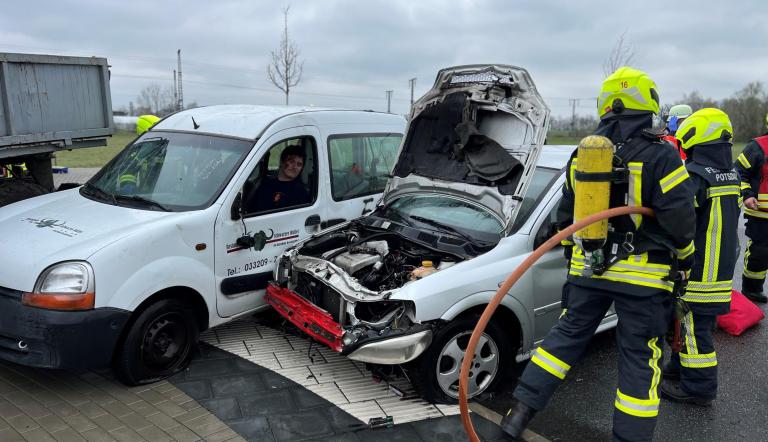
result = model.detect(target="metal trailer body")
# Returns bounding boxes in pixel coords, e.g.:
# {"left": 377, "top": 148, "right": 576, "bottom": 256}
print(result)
{"left": 0, "top": 52, "right": 114, "bottom": 196}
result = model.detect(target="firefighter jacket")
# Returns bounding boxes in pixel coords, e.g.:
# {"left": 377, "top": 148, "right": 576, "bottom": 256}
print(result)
{"left": 663, "top": 134, "right": 687, "bottom": 161}
{"left": 557, "top": 114, "right": 697, "bottom": 296}
{"left": 684, "top": 143, "right": 741, "bottom": 315}
{"left": 735, "top": 134, "right": 768, "bottom": 219}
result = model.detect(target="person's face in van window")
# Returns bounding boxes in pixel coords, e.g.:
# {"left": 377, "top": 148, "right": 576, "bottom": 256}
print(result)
{"left": 278, "top": 154, "right": 304, "bottom": 181}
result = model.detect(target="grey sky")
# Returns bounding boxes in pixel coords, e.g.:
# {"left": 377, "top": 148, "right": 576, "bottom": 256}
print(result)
{"left": 2, "top": 0, "right": 766, "bottom": 118}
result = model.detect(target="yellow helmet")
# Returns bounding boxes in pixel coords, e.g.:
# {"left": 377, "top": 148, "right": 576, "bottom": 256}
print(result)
{"left": 676, "top": 108, "right": 732, "bottom": 150}
{"left": 136, "top": 115, "right": 161, "bottom": 135}
{"left": 596, "top": 67, "right": 659, "bottom": 118}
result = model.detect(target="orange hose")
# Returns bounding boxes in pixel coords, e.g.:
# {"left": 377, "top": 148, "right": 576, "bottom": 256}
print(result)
{"left": 459, "top": 205, "right": 654, "bottom": 441}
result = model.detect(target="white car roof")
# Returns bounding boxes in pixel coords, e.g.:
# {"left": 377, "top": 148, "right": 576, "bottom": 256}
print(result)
{"left": 538, "top": 145, "right": 574, "bottom": 170}
{"left": 153, "top": 105, "right": 404, "bottom": 140}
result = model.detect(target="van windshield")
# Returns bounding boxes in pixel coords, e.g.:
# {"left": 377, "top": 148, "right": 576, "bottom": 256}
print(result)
{"left": 83, "top": 131, "right": 252, "bottom": 211}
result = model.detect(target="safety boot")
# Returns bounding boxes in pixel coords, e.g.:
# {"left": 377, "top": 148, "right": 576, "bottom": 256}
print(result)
{"left": 742, "top": 278, "right": 767, "bottom": 303}
{"left": 660, "top": 381, "right": 712, "bottom": 406}
{"left": 500, "top": 400, "right": 536, "bottom": 441}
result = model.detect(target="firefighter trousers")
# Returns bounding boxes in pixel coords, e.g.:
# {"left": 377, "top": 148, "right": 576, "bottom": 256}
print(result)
{"left": 513, "top": 283, "right": 673, "bottom": 442}
{"left": 743, "top": 218, "right": 768, "bottom": 293}
{"left": 665, "top": 313, "right": 718, "bottom": 399}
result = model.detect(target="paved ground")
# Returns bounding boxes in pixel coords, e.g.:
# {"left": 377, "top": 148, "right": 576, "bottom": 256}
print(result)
{"left": 52, "top": 168, "right": 99, "bottom": 189}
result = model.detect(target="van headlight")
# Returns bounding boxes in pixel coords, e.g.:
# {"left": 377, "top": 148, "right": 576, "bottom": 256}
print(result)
{"left": 22, "top": 261, "right": 95, "bottom": 310}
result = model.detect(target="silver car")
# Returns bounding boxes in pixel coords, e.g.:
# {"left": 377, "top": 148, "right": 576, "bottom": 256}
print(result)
{"left": 266, "top": 65, "right": 617, "bottom": 403}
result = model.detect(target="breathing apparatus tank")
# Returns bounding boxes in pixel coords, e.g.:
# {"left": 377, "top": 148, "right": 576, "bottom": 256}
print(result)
{"left": 573, "top": 135, "right": 615, "bottom": 276}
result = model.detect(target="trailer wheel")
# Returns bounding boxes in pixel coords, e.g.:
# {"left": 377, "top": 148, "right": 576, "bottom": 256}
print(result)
{"left": 0, "top": 179, "right": 48, "bottom": 207}
{"left": 115, "top": 299, "right": 199, "bottom": 386}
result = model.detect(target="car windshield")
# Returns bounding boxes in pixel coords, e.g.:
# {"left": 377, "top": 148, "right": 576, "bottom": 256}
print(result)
{"left": 509, "top": 166, "right": 561, "bottom": 233}
{"left": 387, "top": 194, "right": 503, "bottom": 243}
{"left": 83, "top": 131, "right": 252, "bottom": 211}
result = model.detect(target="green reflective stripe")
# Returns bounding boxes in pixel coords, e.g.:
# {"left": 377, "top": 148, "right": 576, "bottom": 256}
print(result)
{"left": 569, "top": 267, "right": 675, "bottom": 291}
{"left": 680, "top": 352, "right": 717, "bottom": 368}
{"left": 707, "top": 185, "right": 741, "bottom": 198}
{"left": 647, "top": 337, "right": 661, "bottom": 400}
{"left": 745, "top": 208, "right": 768, "bottom": 219}
{"left": 660, "top": 164, "right": 689, "bottom": 194}
{"left": 703, "top": 197, "right": 722, "bottom": 282}
{"left": 686, "top": 280, "right": 732, "bottom": 291}
{"left": 684, "top": 312, "right": 697, "bottom": 354}
{"left": 741, "top": 181, "right": 751, "bottom": 190}
{"left": 531, "top": 347, "right": 570, "bottom": 380}
{"left": 571, "top": 256, "right": 669, "bottom": 276}
{"left": 737, "top": 153, "right": 752, "bottom": 169}
{"left": 568, "top": 159, "right": 578, "bottom": 191}
{"left": 628, "top": 163, "right": 643, "bottom": 228}
{"left": 682, "top": 292, "right": 731, "bottom": 303}
{"left": 614, "top": 390, "right": 659, "bottom": 418}
{"left": 676, "top": 240, "right": 695, "bottom": 260}
{"left": 744, "top": 268, "right": 767, "bottom": 279}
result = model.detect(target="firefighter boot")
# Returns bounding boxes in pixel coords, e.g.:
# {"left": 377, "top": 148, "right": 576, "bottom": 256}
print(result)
{"left": 500, "top": 400, "right": 536, "bottom": 441}
{"left": 660, "top": 380, "right": 712, "bottom": 406}
{"left": 742, "top": 277, "right": 767, "bottom": 303}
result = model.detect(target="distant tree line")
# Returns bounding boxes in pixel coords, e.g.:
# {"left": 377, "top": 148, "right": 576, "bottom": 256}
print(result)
{"left": 551, "top": 81, "right": 768, "bottom": 142}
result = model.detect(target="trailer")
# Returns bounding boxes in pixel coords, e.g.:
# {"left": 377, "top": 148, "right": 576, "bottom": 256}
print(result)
{"left": 0, "top": 52, "right": 114, "bottom": 206}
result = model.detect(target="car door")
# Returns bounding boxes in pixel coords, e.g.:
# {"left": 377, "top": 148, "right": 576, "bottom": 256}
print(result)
{"left": 322, "top": 132, "right": 403, "bottom": 228}
{"left": 529, "top": 185, "right": 569, "bottom": 341}
{"left": 214, "top": 126, "right": 324, "bottom": 318}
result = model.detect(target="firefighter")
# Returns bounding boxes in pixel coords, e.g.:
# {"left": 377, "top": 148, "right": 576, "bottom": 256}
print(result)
{"left": 659, "top": 108, "right": 740, "bottom": 405}
{"left": 663, "top": 104, "right": 692, "bottom": 160}
{"left": 136, "top": 114, "right": 160, "bottom": 135}
{"left": 734, "top": 112, "right": 768, "bottom": 303}
{"left": 501, "top": 67, "right": 696, "bottom": 442}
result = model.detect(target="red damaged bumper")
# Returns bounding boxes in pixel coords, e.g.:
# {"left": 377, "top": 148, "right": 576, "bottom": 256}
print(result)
{"left": 265, "top": 283, "right": 344, "bottom": 352}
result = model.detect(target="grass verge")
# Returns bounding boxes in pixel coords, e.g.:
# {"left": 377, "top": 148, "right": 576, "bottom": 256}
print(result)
{"left": 53, "top": 130, "right": 136, "bottom": 168}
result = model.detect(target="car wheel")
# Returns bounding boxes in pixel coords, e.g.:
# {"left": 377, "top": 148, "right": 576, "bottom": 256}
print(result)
{"left": 115, "top": 299, "right": 198, "bottom": 386}
{"left": 408, "top": 315, "right": 514, "bottom": 404}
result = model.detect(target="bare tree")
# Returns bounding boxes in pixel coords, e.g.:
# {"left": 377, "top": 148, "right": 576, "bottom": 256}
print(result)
{"left": 267, "top": 6, "right": 304, "bottom": 105}
{"left": 603, "top": 31, "right": 635, "bottom": 76}
{"left": 136, "top": 84, "right": 175, "bottom": 115}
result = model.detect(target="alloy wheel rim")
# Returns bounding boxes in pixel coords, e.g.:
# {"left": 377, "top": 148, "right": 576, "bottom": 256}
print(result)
{"left": 435, "top": 330, "right": 499, "bottom": 399}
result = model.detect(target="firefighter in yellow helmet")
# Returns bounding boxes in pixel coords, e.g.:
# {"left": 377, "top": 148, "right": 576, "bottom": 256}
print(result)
{"left": 733, "top": 112, "right": 768, "bottom": 303}
{"left": 136, "top": 114, "right": 160, "bottom": 135}
{"left": 659, "top": 108, "right": 740, "bottom": 405}
{"left": 501, "top": 67, "right": 696, "bottom": 441}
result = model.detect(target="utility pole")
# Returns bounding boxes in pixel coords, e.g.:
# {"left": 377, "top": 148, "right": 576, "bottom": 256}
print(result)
{"left": 409, "top": 78, "right": 416, "bottom": 106}
{"left": 177, "top": 49, "right": 184, "bottom": 110}
{"left": 569, "top": 98, "right": 579, "bottom": 135}
{"left": 173, "top": 70, "right": 178, "bottom": 111}
{"left": 386, "top": 90, "right": 393, "bottom": 113}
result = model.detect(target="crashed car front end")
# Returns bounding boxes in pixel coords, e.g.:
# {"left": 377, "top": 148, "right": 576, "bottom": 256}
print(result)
{"left": 267, "top": 64, "right": 549, "bottom": 365}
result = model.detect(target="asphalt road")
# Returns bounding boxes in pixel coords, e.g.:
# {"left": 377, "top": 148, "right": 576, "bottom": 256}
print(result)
{"left": 480, "top": 219, "right": 768, "bottom": 441}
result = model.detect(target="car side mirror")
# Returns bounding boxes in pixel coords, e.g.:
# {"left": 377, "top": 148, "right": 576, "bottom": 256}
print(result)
{"left": 534, "top": 219, "right": 558, "bottom": 250}
{"left": 231, "top": 192, "right": 243, "bottom": 220}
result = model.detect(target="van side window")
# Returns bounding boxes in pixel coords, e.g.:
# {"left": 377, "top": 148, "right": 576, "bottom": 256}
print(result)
{"left": 328, "top": 133, "right": 402, "bottom": 201}
{"left": 242, "top": 136, "right": 318, "bottom": 216}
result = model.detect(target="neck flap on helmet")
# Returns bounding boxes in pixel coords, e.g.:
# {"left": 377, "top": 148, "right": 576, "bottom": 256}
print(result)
{"left": 688, "top": 141, "right": 733, "bottom": 169}
{"left": 594, "top": 113, "right": 653, "bottom": 145}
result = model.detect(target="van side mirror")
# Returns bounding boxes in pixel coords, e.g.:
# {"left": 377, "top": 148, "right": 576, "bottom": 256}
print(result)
{"left": 231, "top": 192, "right": 243, "bottom": 220}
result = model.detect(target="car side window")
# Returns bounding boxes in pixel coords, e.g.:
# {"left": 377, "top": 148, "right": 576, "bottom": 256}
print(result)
{"left": 241, "top": 136, "right": 318, "bottom": 217}
{"left": 534, "top": 197, "right": 562, "bottom": 250}
{"left": 328, "top": 133, "right": 402, "bottom": 201}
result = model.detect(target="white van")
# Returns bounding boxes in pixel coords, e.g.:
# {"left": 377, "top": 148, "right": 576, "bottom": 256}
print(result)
{"left": 0, "top": 105, "right": 405, "bottom": 384}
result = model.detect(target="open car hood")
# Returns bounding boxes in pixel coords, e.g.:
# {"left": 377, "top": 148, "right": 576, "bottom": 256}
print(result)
{"left": 384, "top": 65, "right": 550, "bottom": 234}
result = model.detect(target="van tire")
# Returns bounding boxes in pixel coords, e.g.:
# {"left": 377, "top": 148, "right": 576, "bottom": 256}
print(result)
{"left": 407, "top": 315, "right": 514, "bottom": 404}
{"left": 115, "top": 299, "right": 199, "bottom": 386}
{"left": 0, "top": 179, "right": 48, "bottom": 207}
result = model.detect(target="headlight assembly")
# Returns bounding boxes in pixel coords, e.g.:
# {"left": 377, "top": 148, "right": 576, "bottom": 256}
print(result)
{"left": 22, "top": 261, "right": 95, "bottom": 310}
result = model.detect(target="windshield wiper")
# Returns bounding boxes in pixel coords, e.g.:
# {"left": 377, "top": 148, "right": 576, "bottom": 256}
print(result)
{"left": 408, "top": 215, "right": 481, "bottom": 245}
{"left": 114, "top": 194, "right": 171, "bottom": 212}
{"left": 82, "top": 183, "right": 117, "bottom": 205}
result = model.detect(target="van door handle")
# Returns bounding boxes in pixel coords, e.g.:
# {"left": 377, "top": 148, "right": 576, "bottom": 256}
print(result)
{"left": 321, "top": 218, "right": 346, "bottom": 229}
{"left": 305, "top": 214, "right": 321, "bottom": 227}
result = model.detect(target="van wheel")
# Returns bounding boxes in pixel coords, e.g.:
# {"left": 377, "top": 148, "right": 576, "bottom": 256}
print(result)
{"left": 407, "top": 315, "right": 514, "bottom": 404}
{"left": 115, "top": 299, "right": 198, "bottom": 385}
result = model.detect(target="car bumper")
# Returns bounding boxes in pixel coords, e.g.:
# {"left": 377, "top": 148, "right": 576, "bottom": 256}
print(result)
{"left": 265, "top": 283, "right": 431, "bottom": 364}
{"left": 0, "top": 286, "right": 131, "bottom": 370}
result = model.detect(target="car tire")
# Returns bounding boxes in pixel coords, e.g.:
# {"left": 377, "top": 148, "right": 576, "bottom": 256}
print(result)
{"left": 115, "top": 299, "right": 199, "bottom": 386}
{"left": 0, "top": 179, "right": 48, "bottom": 207}
{"left": 408, "top": 315, "right": 515, "bottom": 404}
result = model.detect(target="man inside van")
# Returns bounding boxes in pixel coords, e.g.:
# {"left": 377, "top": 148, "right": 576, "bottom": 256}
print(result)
{"left": 251, "top": 145, "right": 311, "bottom": 212}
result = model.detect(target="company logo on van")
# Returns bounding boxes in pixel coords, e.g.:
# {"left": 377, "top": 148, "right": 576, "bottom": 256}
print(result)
{"left": 22, "top": 217, "right": 83, "bottom": 237}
